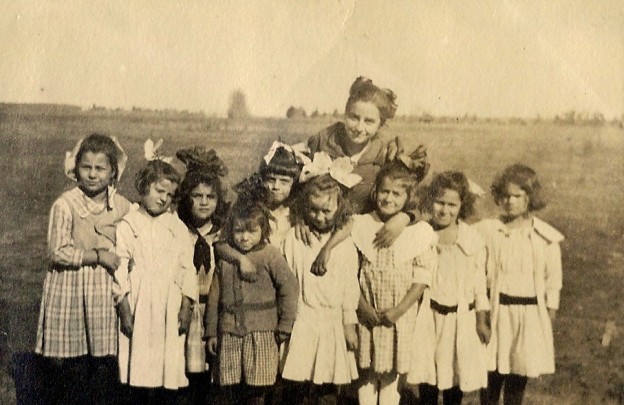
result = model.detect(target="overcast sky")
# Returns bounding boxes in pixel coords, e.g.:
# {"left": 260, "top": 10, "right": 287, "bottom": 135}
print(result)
{"left": 1, "top": 1, "right": 622, "bottom": 118}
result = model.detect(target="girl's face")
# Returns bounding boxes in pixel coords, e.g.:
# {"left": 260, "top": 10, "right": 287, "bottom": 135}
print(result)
{"left": 262, "top": 173, "right": 294, "bottom": 206}
{"left": 232, "top": 219, "right": 263, "bottom": 252}
{"left": 498, "top": 182, "right": 529, "bottom": 218}
{"left": 76, "top": 152, "right": 114, "bottom": 196}
{"left": 142, "top": 179, "right": 177, "bottom": 216}
{"left": 306, "top": 191, "right": 339, "bottom": 233}
{"left": 344, "top": 100, "right": 382, "bottom": 146}
{"left": 190, "top": 183, "right": 217, "bottom": 222}
{"left": 432, "top": 188, "right": 461, "bottom": 228}
{"left": 375, "top": 177, "right": 408, "bottom": 218}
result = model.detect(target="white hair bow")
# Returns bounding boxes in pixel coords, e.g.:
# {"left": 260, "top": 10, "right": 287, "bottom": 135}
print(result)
{"left": 468, "top": 179, "right": 486, "bottom": 197}
{"left": 144, "top": 138, "right": 173, "bottom": 163}
{"left": 263, "top": 141, "right": 311, "bottom": 166}
{"left": 64, "top": 136, "right": 128, "bottom": 182}
{"left": 299, "top": 152, "right": 362, "bottom": 189}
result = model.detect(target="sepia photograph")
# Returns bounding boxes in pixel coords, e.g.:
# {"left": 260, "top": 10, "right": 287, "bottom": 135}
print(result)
{"left": 1, "top": 1, "right": 623, "bottom": 404}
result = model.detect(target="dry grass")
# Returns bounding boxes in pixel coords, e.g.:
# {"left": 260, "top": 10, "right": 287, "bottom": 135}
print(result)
{"left": 0, "top": 110, "right": 622, "bottom": 404}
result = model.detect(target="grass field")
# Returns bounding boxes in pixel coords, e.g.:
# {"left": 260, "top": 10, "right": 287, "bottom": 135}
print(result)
{"left": 0, "top": 108, "right": 623, "bottom": 404}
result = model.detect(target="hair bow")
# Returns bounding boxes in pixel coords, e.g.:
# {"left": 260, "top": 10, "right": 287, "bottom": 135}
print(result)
{"left": 299, "top": 152, "right": 362, "bottom": 189}
{"left": 64, "top": 136, "right": 128, "bottom": 182}
{"left": 176, "top": 146, "right": 228, "bottom": 176}
{"left": 467, "top": 179, "right": 486, "bottom": 197}
{"left": 263, "top": 141, "right": 311, "bottom": 166}
{"left": 144, "top": 138, "right": 173, "bottom": 163}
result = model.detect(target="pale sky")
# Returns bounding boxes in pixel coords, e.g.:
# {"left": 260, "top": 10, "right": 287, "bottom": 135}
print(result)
{"left": 1, "top": 1, "right": 623, "bottom": 118}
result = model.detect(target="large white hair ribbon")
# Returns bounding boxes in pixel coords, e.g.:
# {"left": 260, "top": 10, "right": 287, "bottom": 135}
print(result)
{"left": 263, "top": 140, "right": 311, "bottom": 166}
{"left": 144, "top": 138, "right": 173, "bottom": 163}
{"left": 299, "top": 152, "right": 362, "bottom": 189}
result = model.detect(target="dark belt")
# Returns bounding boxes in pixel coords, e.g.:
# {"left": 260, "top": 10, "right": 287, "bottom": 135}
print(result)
{"left": 430, "top": 300, "right": 475, "bottom": 315}
{"left": 222, "top": 300, "right": 276, "bottom": 314}
{"left": 499, "top": 293, "right": 538, "bottom": 306}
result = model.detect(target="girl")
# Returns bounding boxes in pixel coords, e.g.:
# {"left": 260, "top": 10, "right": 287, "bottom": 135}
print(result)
{"left": 216, "top": 140, "right": 307, "bottom": 281}
{"left": 351, "top": 161, "right": 437, "bottom": 405}
{"left": 205, "top": 198, "right": 299, "bottom": 405}
{"left": 280, "top": 152, "right": 362, "bottom": 404}
{"left": 303, "top": 77, "right": 429, "bottom": 250}
{"left": 176, "top": 146, "right": 229, "bottom": 404}
{"left": 476, "top": 164, "right": 564, "bottom": 405}
{"left": 415, "top": 171, "right": 491, "bottom": 405}
{"left": 35, "top": 133, "right": 130, "bottom": 405}
{"left": 114, "top": 157, "right": 198, "bottom": 404}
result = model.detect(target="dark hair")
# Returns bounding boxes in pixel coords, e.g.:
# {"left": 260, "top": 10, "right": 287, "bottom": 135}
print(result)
{"left": 73, "top": 133, "right": 120, "bottom": 184}
{"left": 373, "top": 161, "right": 421, "bottom": 212}
{"left": 221, "top": 200, "right": 272, "bottom": 247}
{"left": 258, "top": 146, "right": 301, "bottom": 179}
{"left": 424, "top": 171, "right": 476, "bottom": 220}
{"left": 177, "top": 171, "right": 229, "bottom": 230}
{"left": 491, "top": 164, "right": 546, "bottom": 211}
{"left": 345, "top": 77, "right": 398, "bottom": 126}
{"left": 135, "top": 160, "right": 181, "bottom": 196}
{"left": 289, "top": 174, "right": 352, "bottom": 232}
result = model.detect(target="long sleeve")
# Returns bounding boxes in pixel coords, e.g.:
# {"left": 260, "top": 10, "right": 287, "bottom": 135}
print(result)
{"left": 205, "top": 268, "right": 221, "bottom": 338}
{"left": 474, "top": 245, "right": 490, "bottom": 311}
{"left": 47, "top": 198, "right": 84, "bottom": 267}
{"left": 268, "top": 253, "right": 299, "bottom": 334}
{"left": 113, "top": 220, "right": 133, "bottom": 304}
{"left": 341, "top": 244, "right": 360, "bottom": 325}
{"left": 544, "top": 242, "right": 563, "bottom": 310}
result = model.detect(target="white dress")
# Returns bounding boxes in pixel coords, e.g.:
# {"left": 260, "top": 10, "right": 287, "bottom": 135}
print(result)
{"left": 269, "top": 205, "right": 291, "bottom": 248}
{"left": 412, "top": 222, "right": 489, "bottom": 392}
{"left": 475, "top": 217, "right": 563, "bottom": 378}
{"left": 114, "top": 208, "right": 198, "bottom": 389}
{"left": 280, "top": 229, "right": 360, "bottom": 385}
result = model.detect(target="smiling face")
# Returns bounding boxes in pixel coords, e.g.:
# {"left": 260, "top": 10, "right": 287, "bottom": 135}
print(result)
{"left": 344, "top": 100, "right": 382, "bottom": 148}
{"left": 232, "top": 219, "right": 263, "bottom": 252}
{"left": 306, "top": 191, "right": 339, "bottom": 234}
{"left": 262, "top": 173, "right": 295, "bottom": 206}
{"left": 375, "top": 177, "right": 409, "bottom": 218}
{"left": 190, "top": 183, "right": 217, "bottom": 223}
{"left": 76, "top": 151, "right": 114, "bottom": 197}
{"left": 432, "top": 188, "right": 462, "bottom": 228}
{"left": 497, "top": 182, "right": 530, "bottom": 219}
{"left": 141, "top": 179, "right": 178, "bottom": 216}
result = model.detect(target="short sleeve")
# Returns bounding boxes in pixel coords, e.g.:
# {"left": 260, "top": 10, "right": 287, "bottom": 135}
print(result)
{"left": 412, "top": 245, "right": 436, "bottom": 286}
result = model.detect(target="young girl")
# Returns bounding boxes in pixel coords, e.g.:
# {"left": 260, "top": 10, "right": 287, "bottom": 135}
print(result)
{"left": 114, "top": 157, "right": 198, "bottom": 403}
{"left": 280, "top": 152, "right": 362, "bottom": 404}
{"left": 415, "top": 171, "right": 491, "bottom": 405}
{"left": 176, "top": 146, "right": 229, "bottom": 404}
{"left": 476, "top": 164, "right": 564, "bottom": 405}
{"left": 205, "top": 199, "right": 299, "bottom": 405}
{"left": 304, "top": 77, "right": 429, "bottom": 249}
{"left": 216, "top": 140, "right": 307, "bottom": 281}
{"left": 35, "top": 133, "right": 130, "bottom": 405}
{"left": 351, "top": 161, "right": 437, "bottom": 405}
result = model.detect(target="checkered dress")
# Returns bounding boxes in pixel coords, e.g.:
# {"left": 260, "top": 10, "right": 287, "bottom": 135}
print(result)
{"left": 353, "top": 214, "right": 437, "bottom": 374}
{"left": 35, "top": 188, "right": 130, "bottom": 358}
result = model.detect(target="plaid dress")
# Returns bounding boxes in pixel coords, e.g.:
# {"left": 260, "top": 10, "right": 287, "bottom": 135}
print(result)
{"left": 352, "top": 214, "right": 437, "bottom": 374}
{"left": 35, "top": 187, "right": 131, "bottom": 358}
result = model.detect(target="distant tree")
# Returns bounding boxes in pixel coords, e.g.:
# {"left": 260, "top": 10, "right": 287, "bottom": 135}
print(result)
{"left": 228, "top": 89, "right": 250, "bottom": 119}
{"left": 311, "top": 109, "right": 319, "bottom": 118}
{"left": 286, "top": 106, "right": 307, "bottom": 119}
